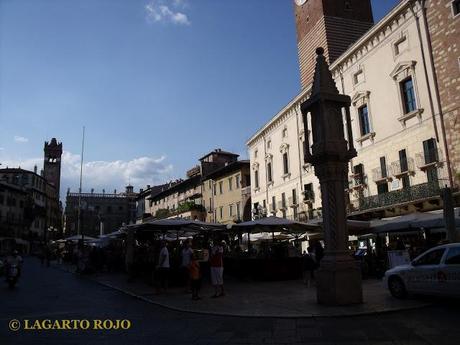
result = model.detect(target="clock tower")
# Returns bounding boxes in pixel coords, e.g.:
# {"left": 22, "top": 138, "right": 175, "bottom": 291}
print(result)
{"left": 44, "top": 138, "right": 63, "bottom": 198}
{"left": 294, "top": 0, "right": 374, "bottom": 89}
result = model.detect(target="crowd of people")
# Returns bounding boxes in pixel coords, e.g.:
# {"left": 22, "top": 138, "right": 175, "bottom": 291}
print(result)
{"left": 25, "top": 234, "right": 331, "bottom": 300}
{"left": 151, "top": 239, "right": 226, "bottom": 300}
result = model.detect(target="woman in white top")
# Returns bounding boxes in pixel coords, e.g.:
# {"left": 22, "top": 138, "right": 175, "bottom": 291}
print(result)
{"left": 155, "top": 240, "right": 170, "bottom": 294}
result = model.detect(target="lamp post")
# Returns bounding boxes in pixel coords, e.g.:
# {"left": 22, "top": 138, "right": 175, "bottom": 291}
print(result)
{"left": 301, "top": 48, "right": 362, "bottom": 305}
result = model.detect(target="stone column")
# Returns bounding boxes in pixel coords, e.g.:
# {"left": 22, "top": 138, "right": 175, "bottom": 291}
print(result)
{"left": 315, "top": 162, "right": 363, "bottom": 305}
{"left": 301, "top": 48, "right": 363, "bottom": 305}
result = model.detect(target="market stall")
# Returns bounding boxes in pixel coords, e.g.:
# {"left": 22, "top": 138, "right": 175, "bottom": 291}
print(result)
{"left": 354, "top": 208, "right": 460, "bottom": 276}
{"left": 124, "top": 218, "right": 227, "bottom": 285}
{"left": 225, "top": 217, "right": 320, "bottom": 280}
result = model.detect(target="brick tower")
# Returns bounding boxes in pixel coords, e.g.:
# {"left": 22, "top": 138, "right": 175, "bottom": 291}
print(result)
{"left": 424, "top": 0, "right": 460, "bottom": 188}
{"left": 294, "top": 0, "right": 374, "bottom": 89}
{"left": 44, "top": 138, "right": 63, "bottom": 197}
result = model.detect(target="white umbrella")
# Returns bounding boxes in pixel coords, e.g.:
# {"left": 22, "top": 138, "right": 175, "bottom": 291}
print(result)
{"left": 231, "top": 216, "right": 318, "bottom": 234}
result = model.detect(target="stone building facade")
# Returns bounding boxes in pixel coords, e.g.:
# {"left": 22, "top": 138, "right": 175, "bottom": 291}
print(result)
{"left": 148, "top": 175, "right": 205, "bottom": 221}
{"left": 425, "top": 0, "right": 460, "bottom": 185}
{"left": 202, "top": 160, "right": 252, "bottom": 224}
{"left": 64, "top": 186, "right": 137, "bottom": 237}
{"left": 0, "top": 167, "right": 60, "bottom": 239}
{"left": 247, "top": 0, "right": 458, "bottom": 221}
{"left": 141, "top": 149, "right": 251, "bottom": 224}
{"left": 135, "top": 183, "right": 171, "bottom": 223}
{"left": 0, "top": 181, "right": 28, "bottom": 238}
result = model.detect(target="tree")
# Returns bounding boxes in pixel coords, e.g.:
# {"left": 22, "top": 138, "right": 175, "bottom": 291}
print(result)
{"left": 155, "top": 208, "right": 170, "bottom": 219}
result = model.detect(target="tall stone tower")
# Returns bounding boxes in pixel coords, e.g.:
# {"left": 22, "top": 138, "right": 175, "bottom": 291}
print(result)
{"left": 294, "top": 0, "right": 374, "bottom": 89}
{"left": 44, "top": 138, "right": 63, "bottom": 197}
{"left": 424, "top": 0, "right": 460, "bottom": 188}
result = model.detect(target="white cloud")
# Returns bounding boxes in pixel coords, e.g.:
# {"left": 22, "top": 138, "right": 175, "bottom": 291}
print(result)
{"left": 0, "top": 156, "right": 42, "bottom": 171}
{"left": 145, "top": 0, "right": 191, "bottom": 25}
{"left": 14, "top": 136, "right": 29, "bottom": 143}
{"left": 0, "top": 151, "right": 174, "bottom": 201}
{"left": 172, "top": 0, "right": 187, "bottom": 8}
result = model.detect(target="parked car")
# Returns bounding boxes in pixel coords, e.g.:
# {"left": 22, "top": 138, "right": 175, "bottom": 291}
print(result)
{"left": 384, "top": 243, "right": 460, "bottom": 299}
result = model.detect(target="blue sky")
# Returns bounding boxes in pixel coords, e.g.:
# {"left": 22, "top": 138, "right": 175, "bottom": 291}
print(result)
{"left": 0, "top": 0, "right": 399, "bottom": 200}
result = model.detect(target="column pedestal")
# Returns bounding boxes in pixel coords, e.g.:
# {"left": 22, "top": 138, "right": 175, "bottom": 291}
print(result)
{"left": 316, "top": 252, "right": 363, "bottom": 305}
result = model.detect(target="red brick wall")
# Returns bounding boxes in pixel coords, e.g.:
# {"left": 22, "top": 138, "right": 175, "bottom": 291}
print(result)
{"left": 426, "top": 0, "right": 460, "bottom": 186}
{"left": 294, "top": 0, "right": 373, "bottom": 89}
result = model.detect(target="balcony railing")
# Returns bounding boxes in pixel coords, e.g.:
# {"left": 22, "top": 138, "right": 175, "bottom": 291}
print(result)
{"left": 391, "top": 158, "right": 415, "bottom": 177}
{"left": 349, "top": 173, "right": 366, "bottom": 190}
{"left": 302, "top": 190, "right": 315, "bottom": 203}
{"left": 278, "top": 200, "right": 287, "bottom": 210}
{"left": 241, "top": 186, "right": 251, "bottom": 197}
{"left": 372, "top": 167, "right": 390, "bottom": 183}
{"left": 350, "top": 181, "right": 441, "bottom": 213}
{"left": 288, "top": 196, "right": 298, "bottom": 207}
{"left": 415, "top": 148, "right": 443, "bottom": 170}
{"left": 287, "top": 208, "right": 322, "bottom": 222}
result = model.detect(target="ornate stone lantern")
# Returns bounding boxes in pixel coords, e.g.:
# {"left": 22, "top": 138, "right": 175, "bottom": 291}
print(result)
{"left": 301, "top": 48, "right": 362, "bottom": 305}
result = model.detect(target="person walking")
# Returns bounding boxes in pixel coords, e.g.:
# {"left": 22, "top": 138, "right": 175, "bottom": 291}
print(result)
{"left": 189, "top": 252, "right": 201, "bottom": 300}
{"left": 210, "top": 240, "right": 225, "bottom": 298}
{"left": 302, "top": 247, "right": 316, "bottom": 288}
{"left": 314, "top": 241, "right": 324, "bottom": 267}
{"left": 181, "top": 240, "right": 193, "bottom": 291}
{"left": 155, "top": 240, "right": 170, "bottom": 294}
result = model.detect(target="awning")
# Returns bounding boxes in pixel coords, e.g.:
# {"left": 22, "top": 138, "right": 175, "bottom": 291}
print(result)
{"left": 372, "top": 208, "right": 460, "bottom": 234}
{"left": 99, "top": 229, "right": 126, "bottom": 239}
{"left": 230, "top": 216, "right": 319, "bottom": 234}
{"left": 294, "top": 217, "right": 371, "bottom": 234}
{"left": 64, "top": 235, "right": 98, "bottom": 241}
{"left": 127, "top": 217, "right": 226, "bottom": 233}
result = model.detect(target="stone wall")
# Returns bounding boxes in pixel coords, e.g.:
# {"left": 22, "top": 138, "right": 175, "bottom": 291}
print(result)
{"left": 295, "top": 0, "right": 373, "bottom": 89}
{"left": 426, "top": 0, "right": 460, "bottom": 186}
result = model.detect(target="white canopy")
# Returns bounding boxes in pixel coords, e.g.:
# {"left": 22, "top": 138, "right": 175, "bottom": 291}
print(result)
{"left": 231, "top": 216, "right": 319, "bottom": 234}
{"left": 372, "top": 208, "right": 460, "bottom": 234}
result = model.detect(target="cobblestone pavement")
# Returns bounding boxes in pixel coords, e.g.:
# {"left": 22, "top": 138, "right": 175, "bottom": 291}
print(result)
{"left": 78, "top": 267, "right": 429, "bottom": 317}
{"left": 1, "top": 258, "right": 459, "bottom": 345}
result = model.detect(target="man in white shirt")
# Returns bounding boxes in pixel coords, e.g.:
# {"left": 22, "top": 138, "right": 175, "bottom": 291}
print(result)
{"left": 155, "top": 241, "right": 170, "bottom": 294}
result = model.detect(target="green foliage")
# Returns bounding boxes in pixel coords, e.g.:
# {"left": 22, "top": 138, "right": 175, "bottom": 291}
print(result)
{"left": 176, "top": 201, "right": 205, "bottom": 213}
{"left": 155, "top": 208, "right": 170, "bottom": 219}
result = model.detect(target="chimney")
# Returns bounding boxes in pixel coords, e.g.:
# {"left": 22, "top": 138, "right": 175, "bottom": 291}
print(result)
{"left": 147, "top": 185, "right": 151, "bottom": 189}
{"left": 140, "top": 188, "right": 144, "bottom": 193}
{"left": 114, "top": 189, "right": 117, "bottom": 194}
{"left": 91, "top": 188, "right": 94, "bottom": 194}
{"left": 34, "top": 165, "right": 37, "bottom": 174}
